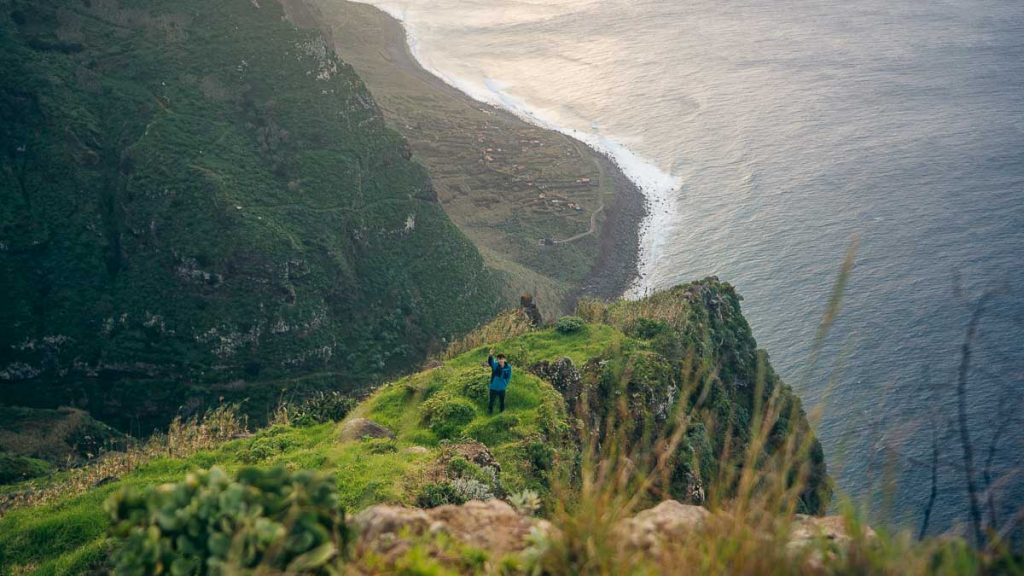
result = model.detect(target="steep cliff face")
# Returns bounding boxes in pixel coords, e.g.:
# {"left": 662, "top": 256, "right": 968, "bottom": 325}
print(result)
{"left": 0, "top": 0, "right": 502, "bottom": 428}
{"left": 573, "top": 278, "right": 831, "bottom": 514}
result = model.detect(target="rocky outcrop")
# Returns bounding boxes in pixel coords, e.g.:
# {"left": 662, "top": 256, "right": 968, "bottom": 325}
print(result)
{"left": 339, "top": 418, "right": 394, "bottom": 441}
{"left": 528, "top": 357, "right": 582, "bottom": 414}
{"left": 442, "top": 440, "right": 501, "bottom": 473}
{"left": 520, "top": 294, "right": 543, "bottom": 326}
{"left": 788, "top": 514, "right": 875, "bottom": 548}
{"left": 347, "top": 499, "right": 873, "bottom": 571}
{"left": 615, "top": 500, "right": 710, "bottom": 555}
{"left": 351, "top": 499, "right": 549, "bottom": 561}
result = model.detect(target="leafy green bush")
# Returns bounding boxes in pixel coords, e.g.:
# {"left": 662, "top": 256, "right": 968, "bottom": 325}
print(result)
{"left": 464, "top": 413, "right": 520, "bottom": 446}
{"left": 415, "top": 479, "right": 493, "bottom": 509}
{"left": 105, "top": 466, "right": 347, "bottom": 575}
{"left": 525, "top": 441, "right": 555, "bottom": 473}
{"left": 627, "top": 317, "right": 670, "bottom": 340}
{"left": 420, "top": 393, "right": 476, "bottom": 439}
{"left": 554, "top": 316, "right": 586, "bottom": 334}
{"left": 416, "top": 482, "right": 465, "bottom": 508}
{"left": 241, "top": 432, "right": 297, "bottom": 464}
{"left": 446, "top": 456, "right": 487, "bottom": 483}
{"left": 286, "top": 392, "right": 357, "bottom": 427}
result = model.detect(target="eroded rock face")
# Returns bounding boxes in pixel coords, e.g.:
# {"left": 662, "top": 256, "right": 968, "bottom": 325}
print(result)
{"left": 352, "top": 499, "right": 549, "bottom": 560}
{"left": 339, "top": 418, "right": 395, "bottom": 441}
{"left": 529, "top": 357, "right": 582, "bottom": 413}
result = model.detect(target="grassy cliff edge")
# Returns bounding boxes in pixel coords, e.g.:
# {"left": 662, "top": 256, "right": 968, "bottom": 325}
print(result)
{"left": 0, "top": 279, "right": 835, "bottom": 574}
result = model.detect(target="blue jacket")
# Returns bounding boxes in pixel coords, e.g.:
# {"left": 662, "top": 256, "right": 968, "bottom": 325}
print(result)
{"left": 487, "top": 355, "right": 512, "bottom": 391}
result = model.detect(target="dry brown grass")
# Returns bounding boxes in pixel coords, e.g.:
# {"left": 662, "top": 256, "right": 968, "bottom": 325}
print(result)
{"left": 0, "top": 405, "right": 246, "bottom": 517}
{"left": 532, "top": 364, "right": 993, "bottom": 576}
{"left": 439, "top": 309, "right": 536, "bottom": 361}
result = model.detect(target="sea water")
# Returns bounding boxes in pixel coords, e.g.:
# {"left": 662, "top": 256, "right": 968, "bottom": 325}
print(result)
{"left": 349, "top": 0, "right": 1024, "bottom": 535}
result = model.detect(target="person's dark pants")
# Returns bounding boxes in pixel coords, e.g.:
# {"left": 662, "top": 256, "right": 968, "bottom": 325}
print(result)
{"left": 488, "top": 389, "right": 506, "bottom": 414}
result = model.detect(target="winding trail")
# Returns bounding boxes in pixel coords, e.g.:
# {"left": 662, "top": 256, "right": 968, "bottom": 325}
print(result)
{"left": 552, "top": 201, "right": 604, "bottom": 244}
{"left": 552, "top": 139, "right": 609, "bottom": 244}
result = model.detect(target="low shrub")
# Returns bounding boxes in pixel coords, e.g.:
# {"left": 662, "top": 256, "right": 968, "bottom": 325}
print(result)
{"left": 241, "top": 431, "right": 296, "bottom": 464}
{"left": 449, "top": 478, "right": 494, "bottom": 502}
{"left": 446, "top": 456, "right": 487, "bottom": 482}
{"left": 420, "top": 393, "right": 476, "bottom": 439}
{"left": 416, "top": 482, "right": 464, "bottom": 508}
{"left": 555, "top": 316, "right": 586, "bottom": 334}
{"left": 283, "top": 391, "right": 356, "bottom": 426}
{"left": 464, "top": 413, "right": 520, "bottom": 446}
{"left": 415, "top": 479, "right": 493, "bottom": 509}
{"left": 445, "top": 455, "right": 500, "bottom": 497}
{"left": 364, "top": 438, "right": 398, "bottom": 455}
{"left": 525, "top": 441, "right": 555, "bottom": 473}
{"left": 626, "top": 317, "right": 670, "bottom": 340}
{"left": 106, "top": 466, "right": 347, "bottom": 575}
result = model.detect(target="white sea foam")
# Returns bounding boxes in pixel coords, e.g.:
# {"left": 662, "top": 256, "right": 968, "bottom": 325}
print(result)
{"left": 348, "top": 0, "right": 679, "bottom": 298}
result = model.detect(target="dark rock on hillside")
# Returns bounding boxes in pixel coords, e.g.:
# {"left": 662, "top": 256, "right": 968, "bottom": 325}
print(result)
{"left": 520, "top": 294, "right": 543, "bottom": 326}
{"left": 0, "top": 406, "right": 121, "bottom": 465}
{"left": 339, "top": 418, "right": 395, "bottom": 441}
{"left": 528, "top": 357, "right": 582, "bottom": 413}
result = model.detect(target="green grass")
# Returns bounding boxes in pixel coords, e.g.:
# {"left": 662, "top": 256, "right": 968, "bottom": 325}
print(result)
{"left": 0, "top": 318, "right": 625, "bottom": 574}
{"left": 0, "top": 279, "right": 837, "bottom": 574}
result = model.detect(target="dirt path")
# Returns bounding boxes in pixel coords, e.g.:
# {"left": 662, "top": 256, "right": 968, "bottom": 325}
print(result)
{"left": 553, "top": 201, "right": 604, "bottom": 244}
{"left": 552, "top": 139, "right": 609, "bottom": 244}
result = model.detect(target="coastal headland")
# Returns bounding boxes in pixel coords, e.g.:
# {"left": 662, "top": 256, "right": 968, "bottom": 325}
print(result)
{"left": 290, "top": 0, "right": 647, "bottom": 316}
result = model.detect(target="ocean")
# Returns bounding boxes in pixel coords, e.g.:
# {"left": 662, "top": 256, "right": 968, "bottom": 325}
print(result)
{"left": 348, "top": 0, "right": 1024, "bottom": 535}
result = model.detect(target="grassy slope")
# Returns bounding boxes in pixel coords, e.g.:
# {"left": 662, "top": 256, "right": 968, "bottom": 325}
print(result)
{"left": 306, "top": 0, "right": 643, "bottom": 316}
{"left": 0, "top": 0, "right": 502, "bottom": 430}
{"left": 0, "top": 330, "right": 612, "bottom": 575}
{"left": 0, "top": 279, "right": 830, "bottom": 575}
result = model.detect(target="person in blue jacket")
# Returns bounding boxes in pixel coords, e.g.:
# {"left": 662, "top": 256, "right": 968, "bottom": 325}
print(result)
{"left": 484, "top": 350, "right": 512, "bottom": 414}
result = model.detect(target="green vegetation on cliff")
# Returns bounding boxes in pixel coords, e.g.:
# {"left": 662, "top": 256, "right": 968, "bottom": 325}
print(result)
{"left": 0, "top": 0, "right": 502, "bottom": 429}
{"left": 0, "top": 279, "right": 831, "bottom": 574}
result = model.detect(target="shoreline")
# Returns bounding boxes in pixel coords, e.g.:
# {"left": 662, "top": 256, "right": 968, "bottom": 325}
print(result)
{"left": 346, "top": 1, "right": 679, "bottom": 299}
{"left": 305, "top": 0, "right": 655, "bottom": 304}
